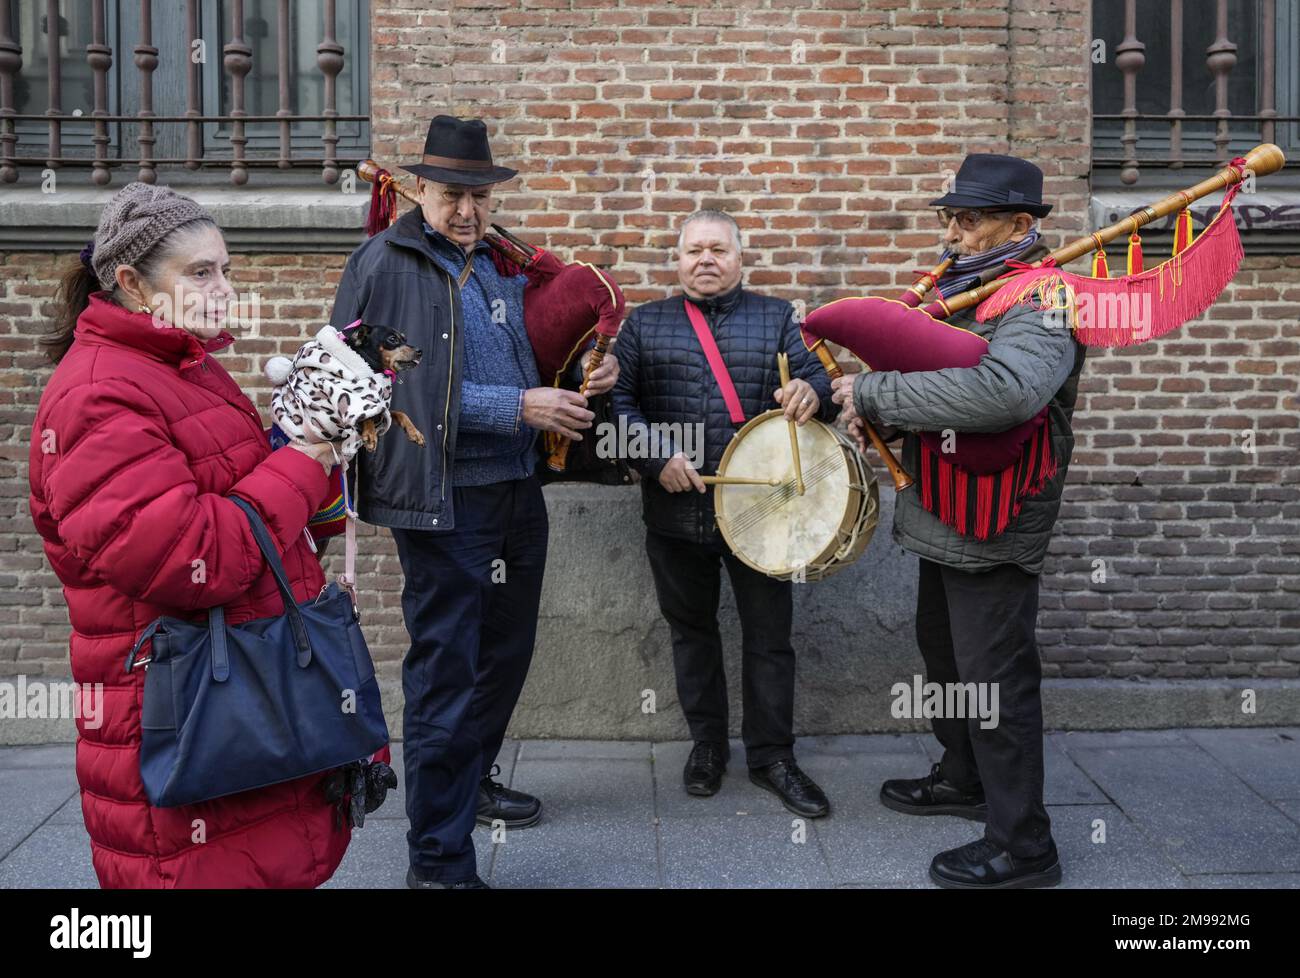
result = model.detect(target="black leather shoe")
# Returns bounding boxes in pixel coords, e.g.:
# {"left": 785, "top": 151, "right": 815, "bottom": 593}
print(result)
{"left": 748, "top": 759, "right": 830, "bottom": 818}
{"left": 406, "top": 867, "right": 491, "bottom": 889}
{"left": 683, "top": 741, "right": 728, "bottom": 796}
{"left": 476, "top": 764, "right": 542, "bottom": 828}
{"left": 929, "top": 838, "right": 1062, "bottom": 889}
{"left": 880, "top": 763, "right": 987, "bottom": 821}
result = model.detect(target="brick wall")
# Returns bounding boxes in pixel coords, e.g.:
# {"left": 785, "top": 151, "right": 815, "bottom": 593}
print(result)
{"left": 2, "top": 0, "right": 1297, "bottom": 682}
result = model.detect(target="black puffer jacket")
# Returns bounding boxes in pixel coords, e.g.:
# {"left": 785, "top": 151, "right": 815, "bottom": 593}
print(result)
{"left": 612, "top": 284, "right": 837, "bottom": 544}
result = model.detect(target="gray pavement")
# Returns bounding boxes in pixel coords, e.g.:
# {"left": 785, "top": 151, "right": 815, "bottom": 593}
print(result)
{"left": 2, "top": 728, "right": 1298, "bottom": 888}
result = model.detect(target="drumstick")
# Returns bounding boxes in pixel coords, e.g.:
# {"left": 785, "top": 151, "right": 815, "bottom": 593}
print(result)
{"left": 777, "top": 353, "right": 806, "bottom": 495}
{"left": 700, "top": 475, "right": 783, "bottom": 487}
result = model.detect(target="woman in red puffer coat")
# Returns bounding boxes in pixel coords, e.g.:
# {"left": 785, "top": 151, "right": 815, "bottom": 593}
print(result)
{"left": 28, "top": 182, "right": 352, "bottom": 888}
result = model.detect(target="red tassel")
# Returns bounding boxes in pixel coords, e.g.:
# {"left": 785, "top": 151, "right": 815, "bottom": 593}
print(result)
{"left": 954, "top": 468, "right": 969, "bottom": 534}
{"left": 1126, "top": 232, "right": 1144, "bottom": 275}
{"left": 974, "top": 472, "right": 994, "bottom": 539}
{"left": 938, "top": 459, "right": 952, "bottom": 525}
{"left": 1091, "top": 249, "right": 1110, "bottom": 279}
{"left": 1173, "top": 208, "right": 1193, "bottom": 256}
{"left": 921, "top": 443, "right": 934, "bottom": 510}
{"left": 365, "top": 172, "right": 397, "bottom": 237}
{"left": 995, "top": 469, "right": 1014, "bottom": 536}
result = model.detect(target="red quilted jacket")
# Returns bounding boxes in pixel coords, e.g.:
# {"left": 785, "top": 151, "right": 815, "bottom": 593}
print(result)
{"left": 27, "top": 293, "right": 352, "bottom": 888}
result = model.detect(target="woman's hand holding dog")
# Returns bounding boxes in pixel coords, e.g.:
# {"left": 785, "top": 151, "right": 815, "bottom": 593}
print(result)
{"left": 523, "top": 388, "right": 595, "bottom": 442}
{"left": 289, "top": 440, "right": 337, "bottom": 474}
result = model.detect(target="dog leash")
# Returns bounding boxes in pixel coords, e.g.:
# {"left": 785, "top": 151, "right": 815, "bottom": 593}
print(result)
{"left": 331, "top": 443, "right": 360, "bottom": 606}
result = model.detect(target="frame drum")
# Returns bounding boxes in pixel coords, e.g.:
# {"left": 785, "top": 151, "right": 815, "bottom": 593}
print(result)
{"left": 713, "top": 409, "right": 879, "bottom": 581}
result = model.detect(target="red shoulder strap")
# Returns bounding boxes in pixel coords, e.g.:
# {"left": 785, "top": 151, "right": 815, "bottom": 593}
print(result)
{"left": 683, "top": 299, "right": 745, "bottom": 425}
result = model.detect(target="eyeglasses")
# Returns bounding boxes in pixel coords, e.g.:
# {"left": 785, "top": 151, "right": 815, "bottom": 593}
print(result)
{"left": 936, "top": 208, "right": 1009, "bottom": 231}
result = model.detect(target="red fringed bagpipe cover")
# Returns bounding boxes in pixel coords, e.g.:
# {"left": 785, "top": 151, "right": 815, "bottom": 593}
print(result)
{"left": 803, "top": 297, "right": 1058, "bottom": 540}
{"left": 802, "top": 181, "right": 1245, "bottom": 540}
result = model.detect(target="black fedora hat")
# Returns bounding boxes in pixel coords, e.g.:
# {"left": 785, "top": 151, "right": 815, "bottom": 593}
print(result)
{"left": 929, "top": 153, "right": 1052, "bottom": 218}
{"left": 400, "top": 115, "right": 518, "bottom": 186}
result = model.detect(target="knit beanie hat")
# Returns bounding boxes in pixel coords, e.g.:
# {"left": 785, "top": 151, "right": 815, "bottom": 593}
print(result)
{"left": 90, "top": 183, "right": 214, "bottom": 291}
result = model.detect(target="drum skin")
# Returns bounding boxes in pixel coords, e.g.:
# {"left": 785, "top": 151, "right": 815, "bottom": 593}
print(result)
{"left": 714, "top": 410, "right": 879, "bottom": 581}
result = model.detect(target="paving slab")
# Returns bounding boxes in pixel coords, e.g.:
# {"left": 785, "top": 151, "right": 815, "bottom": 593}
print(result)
{"left": 1184, "top": 728, "right": 1300, "bottom": 801}
{"left": 0, "top": 824, "right": 96, "bottom": 889}
{"left": 659, "top": 814, "right": 834, "bottom": 888}
{"left": 0, "top": 744, "right": 77, "bottom": 769}
{"left": 1186, "top": 874, "right": 1300, "bottom": 888}
{"left": 815, "top": 809, "right": 984, "bottom": 886}
{"left": 489, "top": 816, "right": 658, "bottom": 888}
{"left": 0, "top": 765, "right": 78, "bottom": 861}
{"left": 1065, "top": 745, "right": 1300, "bottom": 874}
{"left": 1047, "top": 804, "right": 1187, "bottom": 889}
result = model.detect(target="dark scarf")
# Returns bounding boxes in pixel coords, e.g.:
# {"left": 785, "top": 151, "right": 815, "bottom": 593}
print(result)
{"left": 934, "top": 229, "right": 1041, "bottom": 299}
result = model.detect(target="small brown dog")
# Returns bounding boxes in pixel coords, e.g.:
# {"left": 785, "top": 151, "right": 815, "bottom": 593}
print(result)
{"left": 339, "top": 323, "right": 426, "bottom": 452}
{"left": 265, "top": 321, "right": 426, "bottom": 461}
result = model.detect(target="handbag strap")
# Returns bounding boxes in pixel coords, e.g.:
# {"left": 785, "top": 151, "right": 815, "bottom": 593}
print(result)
{"left": 228, "top": 495, "right": 312, "bottom": 664}
{"left": 209, "top": 606, "right": 230, "bottom": 681}
{"left": 683, "top": 298, "right": 745, "bottom": 426}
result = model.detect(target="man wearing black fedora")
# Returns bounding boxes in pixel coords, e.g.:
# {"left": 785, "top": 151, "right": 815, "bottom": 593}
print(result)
{"left": 832, "top": 153, "right": 1087, "bottom": 889}
{"left": 330, "top": 115, "right": 617, "bottom": 889}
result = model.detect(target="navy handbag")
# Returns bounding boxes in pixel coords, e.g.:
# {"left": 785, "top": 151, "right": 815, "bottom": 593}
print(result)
{"left": 125, "top": 495, "right": 389, "bottom": 808}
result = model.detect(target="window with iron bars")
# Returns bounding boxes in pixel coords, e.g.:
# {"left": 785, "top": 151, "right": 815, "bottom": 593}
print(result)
{"left": 0, "top": 0, "right": 371, "bottom": 187}
{"left": 1092, "top": 0, "right": 1299, "bottom": 188}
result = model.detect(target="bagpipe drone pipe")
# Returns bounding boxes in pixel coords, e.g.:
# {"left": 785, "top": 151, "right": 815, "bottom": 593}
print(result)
{"left": 801, "top": 143, "right": 1286, "bottom": 540}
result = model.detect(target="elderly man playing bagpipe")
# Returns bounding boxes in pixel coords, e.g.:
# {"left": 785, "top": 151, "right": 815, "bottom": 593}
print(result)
{"left": 330, "top": 116, "right": 618, "bottom": 889}
{"left": 829, "top": 155, "right": 1086, "bottom": 889}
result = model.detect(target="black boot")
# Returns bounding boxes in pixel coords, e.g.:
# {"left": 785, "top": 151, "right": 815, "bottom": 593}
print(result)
{"left": 683, "top": 741, "right": 728, "bottom": 796}
{"left": 406, "top": 867, "right": 491, "bottom": 889}
{"left": 929, "top": 838, "right": 1062, "bottom": 889}
{"left": 476, "top": 764, "right": 542, "bottom": 828}
{"left": 880, "top": 763, "right": 987, "bottom": 821}
{"left": 748, "top": 759, "right": 830, "bottom": 818}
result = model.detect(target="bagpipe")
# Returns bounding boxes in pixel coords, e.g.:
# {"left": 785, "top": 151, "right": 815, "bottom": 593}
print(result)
{"left": 801, "top": 143, "right": 1286, "bottom": 540}
{"left": 357, "top": 159, "right": 626, "bottom": 475}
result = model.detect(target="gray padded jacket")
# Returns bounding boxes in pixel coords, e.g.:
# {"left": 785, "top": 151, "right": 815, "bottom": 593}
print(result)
{"left": 852, "top": 242, "right": 1088, "bottom": 575}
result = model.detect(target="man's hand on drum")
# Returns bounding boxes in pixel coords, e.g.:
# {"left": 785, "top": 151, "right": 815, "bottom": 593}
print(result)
{"left": 579, "top": 345, "right": 619, "bottom": 397}
{"left": 774, "top": 377, "right": 819, "bottom": 425}
{"left": 522, "top": 387, "right": 594, "bottom": 441}
{"left": 659, "top": 452, "right": 707, "bottom": 494}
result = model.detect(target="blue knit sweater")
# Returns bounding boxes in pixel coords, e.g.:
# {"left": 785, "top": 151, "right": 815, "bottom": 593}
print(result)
{"left": 422, "top": 224, "right": 539, "bottom": 486}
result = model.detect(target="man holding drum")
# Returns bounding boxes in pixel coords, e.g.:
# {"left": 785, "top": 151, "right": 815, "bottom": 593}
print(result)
{"left": 330, "top": 115, "right": 618, "bottom": 889}
{"left": 612, "top": 210, "right": 839, "bottom": 816}
{"left": 832, "top": 154, "right": 1086, "bottom": 889}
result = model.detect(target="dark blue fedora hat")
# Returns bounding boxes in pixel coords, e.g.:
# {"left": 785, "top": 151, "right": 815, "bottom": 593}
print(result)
{"left": 929, "top": 153, "right": 1052, "bottom": 218}
{"left": 401, "top": 115, "right": 518, "bottom": 186}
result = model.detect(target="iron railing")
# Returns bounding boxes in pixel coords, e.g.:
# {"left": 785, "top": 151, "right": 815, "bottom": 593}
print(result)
{"left": 1093, "top": 0, "right": 1298, "bottom": 184}
{"left": 0, "top": 0, "right": 366, "bottom": 185}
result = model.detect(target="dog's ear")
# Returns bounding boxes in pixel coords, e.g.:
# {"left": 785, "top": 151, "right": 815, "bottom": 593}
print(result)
{"left": 346, "top": 323, "right": 371, "bottom": 348}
